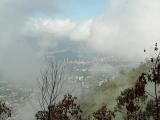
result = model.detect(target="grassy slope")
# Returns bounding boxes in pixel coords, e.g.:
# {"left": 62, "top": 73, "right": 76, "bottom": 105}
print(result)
{"left": 79, "top": 62, "right": 148, "bottom": 118}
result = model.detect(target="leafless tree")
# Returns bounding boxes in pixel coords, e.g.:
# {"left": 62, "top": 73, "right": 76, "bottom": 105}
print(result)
{"left": 37, "top": 61, "right": 64, "bottom": 120}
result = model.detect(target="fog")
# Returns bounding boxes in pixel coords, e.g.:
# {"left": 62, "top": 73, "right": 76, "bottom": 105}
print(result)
{"left": 0, "top": 0, "right": 160, "bottom": 119}
{"left": 1, "top": 0, "right": 160, "bottom": 84}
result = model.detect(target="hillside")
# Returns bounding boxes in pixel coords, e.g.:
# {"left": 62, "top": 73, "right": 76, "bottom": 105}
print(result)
{"left": 79, "top": 62, "right": 148, "bottom": 118}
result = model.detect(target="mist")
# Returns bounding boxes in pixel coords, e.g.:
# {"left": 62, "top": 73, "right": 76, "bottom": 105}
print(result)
{"left": 1, "top": 0, "right": 160, "bottom": 83}
{"left": 0, "top": 0, "right": 160, "bottom": 120}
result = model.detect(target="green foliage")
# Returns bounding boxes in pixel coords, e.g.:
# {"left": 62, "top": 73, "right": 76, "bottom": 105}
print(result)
{"left": 115, "top": 43, "right": 160, "bottom": 120}
{"left": 79, "top": 62, "right": 148, "bottom": 118}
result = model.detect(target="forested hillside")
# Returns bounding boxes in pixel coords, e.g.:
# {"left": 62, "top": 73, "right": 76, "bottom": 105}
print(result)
{"left": 79, "top": 62, "right": 148, "bottom": 118}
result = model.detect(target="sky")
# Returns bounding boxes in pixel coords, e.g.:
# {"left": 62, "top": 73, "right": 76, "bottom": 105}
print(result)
{"left": 0, "top": 0, "right": 160, "bottom": 84}
{"left": 32, "top": 0, "right": 106, "bottom": 20}
{"left": 57, "top": 0, "right": 107, "bottom": 20}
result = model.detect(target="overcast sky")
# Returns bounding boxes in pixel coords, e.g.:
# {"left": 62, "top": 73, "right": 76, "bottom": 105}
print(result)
{"left": 0, "top": 0, "right": 160, "bottom": 83}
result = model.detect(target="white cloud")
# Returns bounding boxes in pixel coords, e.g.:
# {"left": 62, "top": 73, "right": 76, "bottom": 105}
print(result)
{"left": 27, "top": 18, "right": 93, "bottom": 41}
{"left": 70, "top": 19, "right": 93, "bottom": 41}
{"left": 0, "top": 0, "right": 60, "bottom": 84}
{"left": 1, "top": 0, "right": 160, "bottom": 85}
{"left": 29, "top": 18, "right": 75, "bottom": 37}
{"left": 26, "top": 0, "right": 160, "bottom": 59}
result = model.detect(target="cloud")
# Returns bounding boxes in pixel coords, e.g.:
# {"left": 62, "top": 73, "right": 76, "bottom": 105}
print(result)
{"left": 91, "top": 0, "right": 160, "bottom": 58}
{"left": 27, "top": 0, "right": 160, "bottom": 60}
{"left": 0, "top": 0, "right": 58, "bottom": 40}
{"left": 0, "top": 1, "right": 62, "bottom": 119}
{"left": 1, "top": 0, "right": 160, "bottom": 84}
{"left": 0, "top": 0, "right": 60, "bottom": 84}
{"left": 70, "top": 19, "right": 93, "bottom": 41}
{"left": 27, "top": 18, "right": 93, "bottom": 42}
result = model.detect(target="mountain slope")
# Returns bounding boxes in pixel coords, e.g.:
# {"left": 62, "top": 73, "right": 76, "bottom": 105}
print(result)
{"left": 79, "top": 62, "right": 148, "bottom": 118}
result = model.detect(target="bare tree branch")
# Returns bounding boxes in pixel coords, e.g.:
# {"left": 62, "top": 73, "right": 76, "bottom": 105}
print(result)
{"left": 38, "top": 61, "right": 65, "bottom": 113}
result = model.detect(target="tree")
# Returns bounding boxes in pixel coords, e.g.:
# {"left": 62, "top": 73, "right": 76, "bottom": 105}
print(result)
{"left": 36, "top": 94, "right": 82, "bottom": 120}
{"left": 140, "top": 99, "right": 159, "bottom": 120}
{"left": 36, "top": 62, "right": 82, "bottom": 120}
{"left": 142, "top": 43, "right": 160, "bottom": 120}
{"left": 0, "top": 101, "right": 11, "bottom": 120}
{"left": 116, "top": 86, "right": 147, "bottom": 120}
{"left": 116, "top": 43, "right": 160, "bottom": 120}
{"left": 93, "top": 105, "right": 115, "bottom": 120}
{"left": 36, "top": 62, "right": 64, "bottom": 120}
{"left": 49, "top": 94, "right": 82, "bottom": 120}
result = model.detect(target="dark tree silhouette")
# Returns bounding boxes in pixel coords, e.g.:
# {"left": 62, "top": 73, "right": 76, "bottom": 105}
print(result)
{"left": 139, "top": 99, "right": 160, "bottom": 120}
{"left": 0, "top": 101, "right": 11, "bottom": 120}
{"left": 36, "top": 94, "right": 82, "bottom": 120}
{"left": 93, "top": 105, "right": 115, "bottom": 120}
{"left": 36, "top": 62, "right": 82, "bottom": 120}
{"left": 49, "top": 94, "right": 82, "bottom": 120}
{"left": 116, "top": 43, "right": 160, "bottom": 120}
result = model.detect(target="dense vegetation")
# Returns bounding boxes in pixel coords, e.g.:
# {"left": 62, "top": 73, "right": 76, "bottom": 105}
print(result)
{"left": 79, "top": 62, "right": 148, "bottom": 119}
{"left": 78, "top": 43, "right": 160, "bottom": 120}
